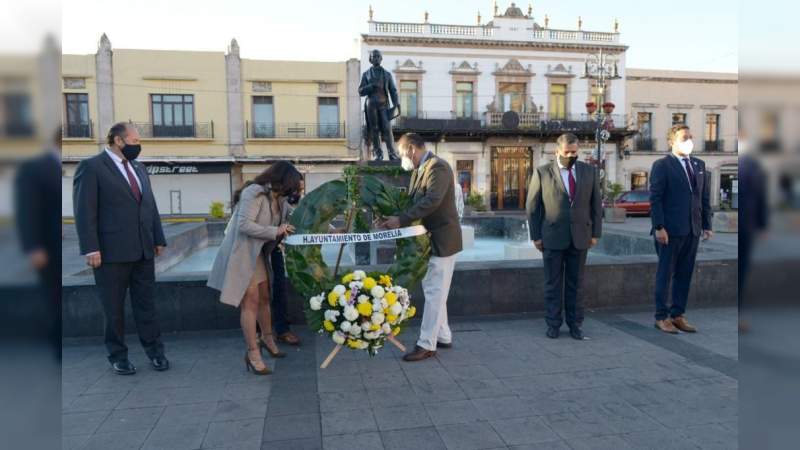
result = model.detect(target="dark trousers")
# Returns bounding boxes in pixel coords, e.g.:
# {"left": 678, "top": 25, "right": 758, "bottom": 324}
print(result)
{"left": 653, "top": 234, "right": 700, "bottom": 321}
{"left": 93, "top": 258, "right": 164, "bottom": 363}
{"left": 366, "top": 106, "right": 397, "bottom": 159}
{"left": 269, "top": 246, "right": 291, "bottom": 335}
{"left": 543, "top": 243, "right": 588, "bottom": 328}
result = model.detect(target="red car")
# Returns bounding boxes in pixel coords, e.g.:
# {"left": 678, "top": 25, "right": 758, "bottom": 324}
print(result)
{"left": 604, "top": 190, "right": 651, "bottom": 216}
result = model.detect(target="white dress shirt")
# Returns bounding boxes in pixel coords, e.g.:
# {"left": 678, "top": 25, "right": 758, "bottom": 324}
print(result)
{"left": 105, "top": 147, "right": 142, "bottom": 190}
{"left": 671, "top": 153, "right": 694, "bottom": 192}
{"left": 556, "top": 158, "right": 577, "bottom": 198}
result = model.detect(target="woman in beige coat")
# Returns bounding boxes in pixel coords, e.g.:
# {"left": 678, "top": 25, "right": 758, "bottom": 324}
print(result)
{"left": 207, "top": 161, "right": 301, "bottom": 375}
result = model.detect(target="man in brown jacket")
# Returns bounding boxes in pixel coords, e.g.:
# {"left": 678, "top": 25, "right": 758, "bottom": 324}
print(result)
{"left": 379, "top": 133, "right": 463, "bottom": 362}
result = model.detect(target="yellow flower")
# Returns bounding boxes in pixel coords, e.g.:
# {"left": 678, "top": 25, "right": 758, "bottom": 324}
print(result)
{"left": 327, "top": 291, "right": 338, "bottom": 307}
{"left": 342, "top": 273, "right": 354, "bottom": 283}
{"left": 345, "top": 290, "right": 351, "bottom": 300}
{"left": 323, "top": 320, "right": 335, "bottom": 332}
{"left": 392, "top": 327, "right": 401, "bottom": 336}
{"left": 357, "top": 302, "right": 373, "bottom": 317}
{"left": 387, "top": 315, "right": 398, "bottom": 324}
{"left": 379, "top": 275, "right": 392, "bottom": 287}
{"left": 384, "top": 292, "right": 397, "bottom": 306}
{"left": 362, "top": 277, "right": 377, "bottom": 290}
{"left": 370, "top": 324, "right": 380, "bottom": 331}
{"left": 407, "top": 306, "right": 417, "bottom": 318}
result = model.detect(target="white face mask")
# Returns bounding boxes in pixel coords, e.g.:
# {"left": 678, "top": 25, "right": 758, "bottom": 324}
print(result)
{"left": 738, "top": 139, "right": 749, "bottom": 154}
{"left": 401, "top": 156, "right": 415, "bottom": 171}
{"left": 674, "top": 139, "right": 694, "bottom": 156}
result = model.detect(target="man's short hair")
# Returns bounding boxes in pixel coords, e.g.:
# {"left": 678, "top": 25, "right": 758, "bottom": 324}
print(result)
{"left": 556, "top": 133, "right": 579, "bottom": 148}
{"left": 106, "top": 122, "right": 132, "bottom": 146}
{"left": 667, "top": 124, "right": 690, "bottom": 146}
{"left": 397, "top": 133, "right": 425, "bottom": 154}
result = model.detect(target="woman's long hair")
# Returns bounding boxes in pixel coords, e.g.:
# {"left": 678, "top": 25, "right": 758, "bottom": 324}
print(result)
{"left": 232, "top": 161, "right": 302, "bottom": 206}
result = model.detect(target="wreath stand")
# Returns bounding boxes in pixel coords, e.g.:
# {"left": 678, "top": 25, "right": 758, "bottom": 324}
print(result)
{"left": 320, "top": 204, "right": 407, "bottom": 369}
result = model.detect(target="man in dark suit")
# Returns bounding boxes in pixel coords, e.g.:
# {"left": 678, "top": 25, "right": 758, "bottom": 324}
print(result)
{"left": 379, "top": 133, "right": 463, "bottom": 361}
{"left": 649, "top": 124, "right": 713, "bottom": 334}
{"left": 359, "top": 49, "right": 400, "bottom": 161}
{"left": 14, "top": 128, "right": 63, "bottom": 357}
{"left": 526, "top": 133, "right": 602, "bottom": 340}
{"left": 73, "top": 122, "right": 169, "bottom": 374}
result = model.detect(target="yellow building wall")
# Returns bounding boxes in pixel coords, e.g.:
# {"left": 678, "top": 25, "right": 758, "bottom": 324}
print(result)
{"left": 240, "top": 60, "right": 350, "bottom": 158}
{"left": 61, "top": 54, "right": 101, "bottom": 157}
{"left": 111, "top": 49, "right": 230, "bottom": 158}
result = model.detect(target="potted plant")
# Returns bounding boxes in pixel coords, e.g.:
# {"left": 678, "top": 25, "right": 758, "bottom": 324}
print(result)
{"left": 604, "top": 182, "right": 626, "bottom": 223}
{"left": 585, "top": 101, "right": 597, "bottom": 114}
{"left": 602, "top": 101, "right": 615, "bottom": 114}
{"left": 466, "top": 191, "right": 487, "bottom": 214}
{"left": 209, "top": 201, "right": 226, "bottom": 220}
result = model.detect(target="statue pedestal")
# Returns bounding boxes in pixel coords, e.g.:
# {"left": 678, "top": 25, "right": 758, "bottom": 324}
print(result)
{"left": 461, "top": 225, "right": 475, "bottom": 249}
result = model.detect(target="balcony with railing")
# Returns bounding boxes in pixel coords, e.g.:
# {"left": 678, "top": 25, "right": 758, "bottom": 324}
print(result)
{"left": 633, "top": 137, "right": 658, "bottom": 151}
{"left": 703, "top": 139, "right": 725, "bottom": 152}
{"left": 246, "top": 122, "right": 346, "bottom": 139}
{"left": 131, "top": 121, "right": 214, "bottom": 139}
{"left": 368, "top": 21, "right": 620, "bottom": 44}
{"left": 63, "top": 120, "right": 94, "bottom": 139}
{"left": 392, "top": 111, "right": 628, "bottom": 135}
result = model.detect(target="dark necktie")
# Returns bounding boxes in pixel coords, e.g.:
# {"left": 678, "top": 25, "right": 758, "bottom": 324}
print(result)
{"left": 568, "top": 168, "right": 576, "bottom": 203}
{"left": 683, "top": 158, "right": 696, "bottom": 191}
{"left": 122, "top": 160, "right": 142, "bottom": 203}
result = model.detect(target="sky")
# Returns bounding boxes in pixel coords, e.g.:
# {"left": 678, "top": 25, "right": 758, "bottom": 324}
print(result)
{"left": 56, "top": 0, "right": 741, "bottom": 73}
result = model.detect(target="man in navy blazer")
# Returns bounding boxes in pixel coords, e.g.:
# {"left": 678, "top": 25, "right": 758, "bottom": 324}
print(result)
{"left": 649, "top": 124, "right": 713, "bottom": 334}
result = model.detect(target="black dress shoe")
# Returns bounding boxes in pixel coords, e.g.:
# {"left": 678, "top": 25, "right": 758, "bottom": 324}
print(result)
{"left": 569, "top": 327, "right": 585, "bottom": 340}
{"left": 150, "top": 356, "right": 170, "bottom": 371}
{"left": 111, "top": 360, "right": 136, "bottom": 375}
{"left": 437, "top": 341, "right": 453, "bottom": 349}
{"left": 546, "top": 326, "right": 560, "bottom": 339}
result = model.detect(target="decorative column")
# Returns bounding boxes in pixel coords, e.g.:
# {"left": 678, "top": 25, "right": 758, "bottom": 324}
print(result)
{"left": 345, "top": 58, "right": 363, "bottom": 159}
{"left": 225, "top": 39, "right": 245, "bottom": 157}
{"left": 95, "top": 33, "right": 115, "bottom": 148}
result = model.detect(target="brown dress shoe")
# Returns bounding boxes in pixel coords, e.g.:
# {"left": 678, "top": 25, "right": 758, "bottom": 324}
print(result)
{"left": 277, "top": 331, "right": 301, "bottom": 346}
{"left": 402, "top": 346, "right": 436, "bottom": 362}
{"left": 655, "top": 319, "right": 679, "bottom": 334}
{"left": 671, "top": 316, "right": 697, "bottom": 333}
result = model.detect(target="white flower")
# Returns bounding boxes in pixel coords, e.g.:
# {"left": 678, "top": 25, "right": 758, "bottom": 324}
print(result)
{"left": 333, "top": 284, "right": 346, "bottom": 295}
{"left": 390, "top": 302, "right": 402, "bottom": 316}
{"left": 363, "top": 331, "right": 378, "bottom": 340}
{"left": 381, "top": 299, "right": 388, "bottom": 309}
{"left": 350, "top": 324, "right": 362, "bottom": 336}
{"left": 332, "top": 331, "right": 345, "bottom": 345}
{"left": 382, "top": 323, "right": 392, "bottom": 334}
{"left": 370, "top": 285, "right": 385, "bottom": 299}
{"left": 353, "top": 270, "right": 367, "bottom": 280}
{"left": 324, "top": 310, "right": 340, "bottom": 323}
{"left": 357, "top": 294, "right": 370, "bottom": 304}
{"left": 343, "top": 306, "right": 359, "bottom": 322}
{"left": 371, "top": 312, "right": 385, "bottom": 325}
{"left": 309, "top": 297, "right": 322, "bottom": 311}
{"left": 372, "top": 302, "right": 383, "bottom": 313}
{"left": 340, "top": 321, "right": 352, "bottom": 332}
{"left": 338, "top": 296, "right": 348, "bottom": 307}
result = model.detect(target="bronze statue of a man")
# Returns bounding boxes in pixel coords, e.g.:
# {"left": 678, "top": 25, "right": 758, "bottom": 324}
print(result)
{"left": 359, "top": 49, "right": 400, "bottom": 161}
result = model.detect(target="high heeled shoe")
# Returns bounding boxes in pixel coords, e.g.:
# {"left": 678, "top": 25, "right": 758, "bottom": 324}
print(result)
{"left": 259, "top": 334, "right": 287, "bottom": 358}
{"left": 244, "top": 352, "right": 272, "bottom": 375}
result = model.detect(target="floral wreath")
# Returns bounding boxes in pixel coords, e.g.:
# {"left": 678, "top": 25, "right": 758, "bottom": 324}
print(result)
{"left": 285, "top": 166, "right": 431, "bottom": 356}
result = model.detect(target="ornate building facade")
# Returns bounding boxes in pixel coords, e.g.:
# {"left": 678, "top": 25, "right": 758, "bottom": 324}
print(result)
{"left": 363, "top": 3, "right": 630, "bottom": 211}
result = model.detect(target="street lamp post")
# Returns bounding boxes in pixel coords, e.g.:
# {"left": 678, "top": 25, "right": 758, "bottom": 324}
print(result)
{"left": 581, "top": 49, "right": 621, "bottom": 192}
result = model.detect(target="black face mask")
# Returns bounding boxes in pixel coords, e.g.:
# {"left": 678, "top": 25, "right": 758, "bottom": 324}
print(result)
{"left": 121, "top": 143, "right": 142, "bottom": 161}
{"left": 558, "top": 155, "right": 577, "bottom": 169}
{"left": 287, "top": 193, "right": 301, "bottom": 205}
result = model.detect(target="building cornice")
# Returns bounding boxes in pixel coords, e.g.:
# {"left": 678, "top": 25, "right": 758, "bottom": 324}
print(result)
{"left": 627, "top": 75, "right": 737, "bottom": 84}
{"left": 362, "top": 35, "right": 628, "bottom": 54}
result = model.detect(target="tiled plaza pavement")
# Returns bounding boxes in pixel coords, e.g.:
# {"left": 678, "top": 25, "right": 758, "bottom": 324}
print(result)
{"left": 63, "top": 307, "right": 738, "bottom": 450}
